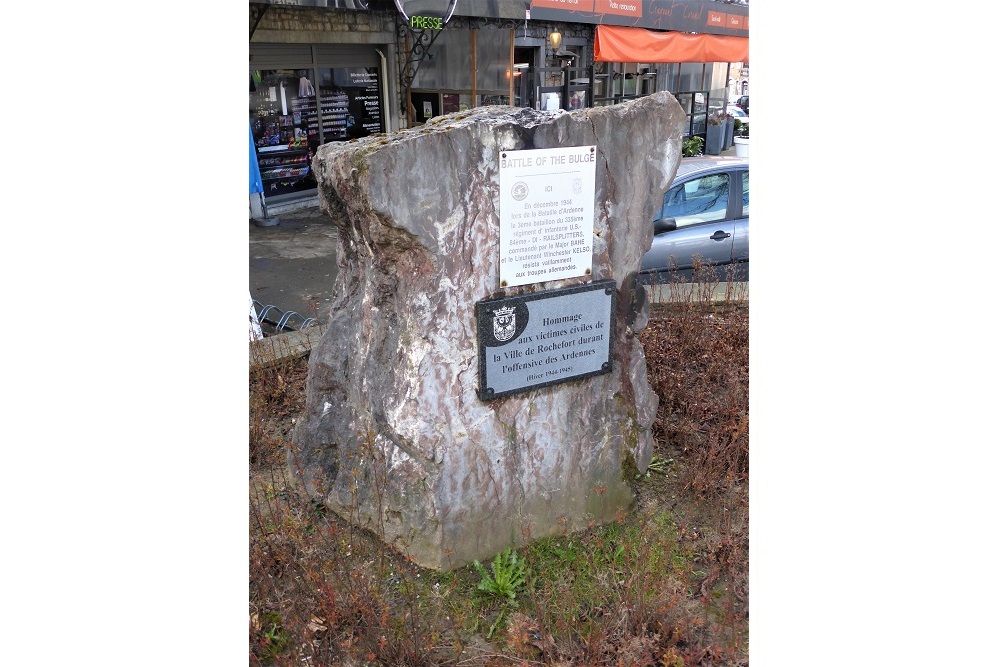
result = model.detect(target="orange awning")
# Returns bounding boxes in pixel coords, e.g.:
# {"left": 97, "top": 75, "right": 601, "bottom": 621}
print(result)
{"left": 594, "top": 25, "right": 748, "bottom": 64}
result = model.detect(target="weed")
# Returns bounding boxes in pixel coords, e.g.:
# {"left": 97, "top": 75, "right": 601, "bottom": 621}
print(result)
{"left": 472, "top": 548, "right": 526, "bottom": 604}
{"left": 646, "top": 454, "right": 674, "bottom": 476}
{"left": 253, "top": 611, "right": 288, "bottom": 662}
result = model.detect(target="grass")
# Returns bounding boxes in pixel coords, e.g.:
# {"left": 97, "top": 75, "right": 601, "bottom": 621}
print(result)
{"left": 249, "top": 262, "right": 748, "bottom": 666}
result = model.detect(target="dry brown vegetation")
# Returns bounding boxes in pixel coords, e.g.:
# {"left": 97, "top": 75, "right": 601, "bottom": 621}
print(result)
{"left": 250, "top": 275, "right": 749, "bottom": 666}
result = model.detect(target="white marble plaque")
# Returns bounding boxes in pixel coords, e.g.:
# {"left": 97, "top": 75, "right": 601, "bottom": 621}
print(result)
{"left": 498, "top": 145, "right": 596, "bottom": 287}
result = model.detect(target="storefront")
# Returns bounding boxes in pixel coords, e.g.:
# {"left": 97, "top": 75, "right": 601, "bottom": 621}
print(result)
{"left": 402, "top": 17, "right": 594, "bottom": 121}
{"left": 250, "top": 43, "right": 388, "bottom": 203}
{"left": 248, "top": 1, "right": 748, "bottom": 212}
{"left": 249, "top": 2, "right": 398, "bottom": 213}
{"left": 549, "top": 8, "right": 749, "bottom": 140}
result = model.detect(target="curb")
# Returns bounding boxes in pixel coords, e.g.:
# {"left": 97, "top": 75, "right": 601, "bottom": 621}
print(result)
{"left": 645, "top": 281, "right": 749, "bottom": 304}
{"left": 250, "top": 326, "right": 325, "bottom": 368}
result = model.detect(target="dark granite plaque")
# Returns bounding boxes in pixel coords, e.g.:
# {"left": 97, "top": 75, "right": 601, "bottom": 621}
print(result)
{"left": 476, "top": 280, "right": 615, "bottom": 401}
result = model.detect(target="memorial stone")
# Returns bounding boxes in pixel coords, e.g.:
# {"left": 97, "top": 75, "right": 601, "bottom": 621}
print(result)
{"left": 291, "top": 91, "right": 686, "bottom": 569}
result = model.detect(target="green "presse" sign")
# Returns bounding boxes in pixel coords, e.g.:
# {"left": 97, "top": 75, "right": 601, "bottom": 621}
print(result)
{"left": 394, "top": 0, "right": 457, "bottom": 29}
{"left": 410, "top": 15, "right": 444, "bottom": 30}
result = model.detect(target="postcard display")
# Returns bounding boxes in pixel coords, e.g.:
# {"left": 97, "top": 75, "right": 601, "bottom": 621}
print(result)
{"left": 250, "top": 67, "right": 384, "bottom": 198}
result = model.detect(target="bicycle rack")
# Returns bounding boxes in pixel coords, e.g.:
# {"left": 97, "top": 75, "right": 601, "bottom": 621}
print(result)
{"left": 252, "top": 300, "right": 318, "bottom": 334}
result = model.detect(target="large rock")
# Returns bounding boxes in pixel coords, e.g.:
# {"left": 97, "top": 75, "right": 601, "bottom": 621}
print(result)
{"left": 290, "top": 92, "right": 686, "bottom": 569}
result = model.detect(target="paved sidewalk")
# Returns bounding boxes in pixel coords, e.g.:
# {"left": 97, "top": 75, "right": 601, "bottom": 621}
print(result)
{"left": 250, "top": 206, "right": 340, "bottom": 328}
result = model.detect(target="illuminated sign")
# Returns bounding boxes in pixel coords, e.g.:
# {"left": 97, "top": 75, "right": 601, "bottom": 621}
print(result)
{"left": 410, "top": 15, "right": 444, "bottom": 29}
{"left": 394, "top": 0, "right": 457, "bottom": 25}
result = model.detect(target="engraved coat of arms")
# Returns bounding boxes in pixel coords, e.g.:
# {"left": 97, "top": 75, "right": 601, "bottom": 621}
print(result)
{"left": 492, "top": 305, "right": 516, "bottom": 342}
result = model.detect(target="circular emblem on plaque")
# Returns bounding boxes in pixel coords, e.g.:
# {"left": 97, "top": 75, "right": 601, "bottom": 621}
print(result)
{"left": 481, "top": 300, "right": 530, "bottom": 346}
{"left": 511, "top": 181, "right": 529, "bottom": 201}
{"left": 492, "top": 305, "right": 517, "bottom": 342}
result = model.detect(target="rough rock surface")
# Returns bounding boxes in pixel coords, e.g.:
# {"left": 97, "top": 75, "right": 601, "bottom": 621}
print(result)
{"left": 290, "top": 92, "right": 686, "bottom": 569}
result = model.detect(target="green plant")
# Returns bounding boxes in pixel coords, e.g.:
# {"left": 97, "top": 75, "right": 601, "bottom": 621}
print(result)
{"left": 681, "top": 136, "right": 704, "bottom": 157}
{"left": 646, "top": 454, "right": 673, "bottom": 476}
{"left": 734, "top": 119, "right": 748, "bottom": 138}
{"left": 472, "top": 547, "right": 526, "bottom": 603}
{"left": 257, "top": 611, "right": 288, "bottom": 661}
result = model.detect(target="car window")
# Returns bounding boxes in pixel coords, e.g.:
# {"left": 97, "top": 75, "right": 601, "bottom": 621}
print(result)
{"left": 662, "top": 173, "right": 730, "bottom": 228}
{"left": 741, "top": 171, "right": 749, "bottom": 217}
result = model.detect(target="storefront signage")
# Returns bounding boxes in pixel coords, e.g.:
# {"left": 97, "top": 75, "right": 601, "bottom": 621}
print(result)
{"left": 528, "top": 0, "right": 748, "bottom": 37}
{"left": 498, "top": 146, "right": 596, "bottom": 288}
{"left": 476, "top": 281, "right": 615, "bottom": 401}
{"left": 410, "top": 15, "right": 445, "bottom": 29}
{"left": 394, "top": 0, "right": 457, "bottom": 24}
{"left": 343, "top": 68, "right": 384, "bottom": 137}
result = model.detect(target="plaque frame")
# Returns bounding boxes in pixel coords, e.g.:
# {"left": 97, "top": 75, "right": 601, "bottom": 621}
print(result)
{"left": 476, "top": 280, "right": 616, "bottom": 401}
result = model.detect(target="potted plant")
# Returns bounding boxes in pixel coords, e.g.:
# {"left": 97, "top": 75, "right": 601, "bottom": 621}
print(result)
{"left": 733, "top": 119, "right": 749, "bottom": 158}
{"left": 722, "top": 112, "right": 735, "bottom": 151}
{"left": 705, "top": 111, "right": 726, "bottom": 155}
{"left": 682, "top": 135, "right": 704, "bottom": 157}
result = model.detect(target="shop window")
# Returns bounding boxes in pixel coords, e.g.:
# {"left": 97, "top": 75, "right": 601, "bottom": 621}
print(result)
{"left": 410, "top": 92, "right": 440, "bottom": 122}
{"left": 691, "top": 112, "right": 707, "bottom": 136}
{"left": 658, "top": 63, "right": 680, "bottom": 93}
{"left": 407, "top": 29, "right": 513, "bottom": 122}
{"left": 708, "top": 85, "right": 728, "bottom": 117}
{"left": 679, "top": 62, "right": 705, "bottom": 92}
{"left": 480, "top": 94, "right": 509, "bottom": 106}
{"left": 675, "top": 93, "right": 692, "bottom": 114}
{"left": 316, "top": 67, "right": 384, "bottom": 139}
{"left": 709, "top": 62, "right": 728, "bottom": 91}
{"left": 250, "top": 69, "right": 320, "bottom": 198}
{"left": 250, "top": 64, "right": 384, "bottom": 199}
{"left": 476, "top": 29, "right": 513, "bottom": 93}
{"left": 442, "top": 94, "right": 460, "bottom": 114}
{"left": 411, "top": 29, "right": 474, "bottom": 90}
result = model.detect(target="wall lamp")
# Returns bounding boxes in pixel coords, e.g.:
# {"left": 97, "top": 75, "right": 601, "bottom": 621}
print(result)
{"left": 549, "top": 30, "right": 562, "bottom": 49}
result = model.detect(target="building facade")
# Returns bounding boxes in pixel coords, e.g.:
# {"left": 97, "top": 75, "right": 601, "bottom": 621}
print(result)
{"left": 249, "top": 0, "right": 748, "bottom": 213}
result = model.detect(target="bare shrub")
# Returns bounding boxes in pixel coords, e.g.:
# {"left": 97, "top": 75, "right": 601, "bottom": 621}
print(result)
{"left": 249, "top": 338, "right": 309, "bottom": 468}
{"left": 641, "top": 258, "right": 749, "bottom": 493}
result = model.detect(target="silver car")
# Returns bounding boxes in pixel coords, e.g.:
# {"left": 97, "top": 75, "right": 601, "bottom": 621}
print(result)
{"left": 638, "top": 156, "right": 749, "bottom": 283}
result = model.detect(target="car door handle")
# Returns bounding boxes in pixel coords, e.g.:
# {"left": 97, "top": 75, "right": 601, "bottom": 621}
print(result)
{"left": 710, "top": 230, "right": 731, "bottom": 241}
